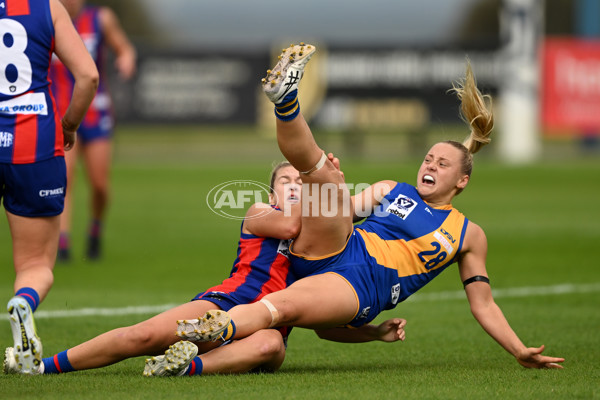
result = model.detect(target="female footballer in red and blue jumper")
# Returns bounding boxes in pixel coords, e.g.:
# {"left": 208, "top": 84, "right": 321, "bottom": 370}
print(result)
{"left": 50, "top": 0, "right": 136, "bottom": 261}
{"left": 1, "top": 0, "right": 98, "bottom": 375}
{"left": 4, "top": 162, "right": 406, "bottom": 376}
{"left": 178, "top": 43, "right": 565, "bottom": 370}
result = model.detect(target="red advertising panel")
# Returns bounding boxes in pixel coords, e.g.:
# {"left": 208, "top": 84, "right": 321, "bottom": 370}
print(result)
{"left": 542, "top": 38, "right": 600, "bottom": 135}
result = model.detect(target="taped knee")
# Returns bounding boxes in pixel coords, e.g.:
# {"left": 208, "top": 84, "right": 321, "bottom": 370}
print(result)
{"left": 259, "top": 298, "right": 280, "bottom": 328}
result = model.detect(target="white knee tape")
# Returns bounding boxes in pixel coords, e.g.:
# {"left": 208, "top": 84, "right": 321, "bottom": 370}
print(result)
{"left": 300, "top": 152, "right": 327, "bottom": 175}
{"left": 259, "top": 298, "right": 280, "bottom": 328}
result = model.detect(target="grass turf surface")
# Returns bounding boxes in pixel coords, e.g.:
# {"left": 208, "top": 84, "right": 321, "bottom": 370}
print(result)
{"left": 0, "top": 126, "right": 599, "bottom": 399}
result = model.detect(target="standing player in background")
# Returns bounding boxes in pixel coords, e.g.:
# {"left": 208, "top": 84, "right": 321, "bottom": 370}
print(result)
{"left": 51, "top": 0, "right": 136, "bottom": 261}
{"left": 0, "top": 0, "right": 98, "bottom": 374}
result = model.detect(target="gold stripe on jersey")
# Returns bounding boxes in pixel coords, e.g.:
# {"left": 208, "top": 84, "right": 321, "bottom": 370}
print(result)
{"left": 356, "top": 208, "right": 467, "bottom": 277}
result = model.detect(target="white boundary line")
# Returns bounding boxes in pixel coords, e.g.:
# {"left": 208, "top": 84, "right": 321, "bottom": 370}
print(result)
{"left": 1, "top": 282, "right": 599, "bottom": 321}
{"left": 406, "top": 282, "right": 600, "bottom": 302}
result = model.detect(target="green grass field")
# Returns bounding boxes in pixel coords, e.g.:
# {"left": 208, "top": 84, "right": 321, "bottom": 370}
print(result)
{"left": 0, "top": 126, "right": 599, "bottom": 399}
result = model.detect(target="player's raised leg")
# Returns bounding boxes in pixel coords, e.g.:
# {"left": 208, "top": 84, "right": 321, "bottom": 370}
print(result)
{"left": 262, "top": 43, "right": 321, "bottom": 173}
{"left": 262, "top": 44, "right": 353, "bottom": 257}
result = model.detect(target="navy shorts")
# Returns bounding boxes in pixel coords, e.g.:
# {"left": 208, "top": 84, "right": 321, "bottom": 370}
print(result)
{"left": 0, "top": 156, "right": 66, "bottom": 217}
{"left": 192, "top": 291, "right": 241, "bottom": 312}
{"left": 78, "top": 114, "right": 113, "bottom": 144}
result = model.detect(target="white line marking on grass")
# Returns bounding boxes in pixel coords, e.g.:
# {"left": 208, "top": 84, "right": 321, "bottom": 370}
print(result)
{"left": 34, "top": 304, "right": 180, "bottom": 319}
{"left": 408, "top": 282, "right": 600, "bottom": 302}
{"left": 0, "top": 304, "right": 179, "bottom": 320}
{"left": 1, "top": 283, "right": 599, "bottom": 320}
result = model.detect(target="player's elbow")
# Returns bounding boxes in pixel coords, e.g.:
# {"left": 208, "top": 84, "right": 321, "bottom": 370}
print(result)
{"left": 289, "top": 220, "right": 302, "bottom": 238}
{"left": 280, "top": 221, "right": 301, "bottom": 239}
{"left": 78, "top": 66, "right": 99, "bottom": 92}
{"left": 88, "top": 69, "right": 100, "bottom": 91}
{"left": 469, "top": 300, "right": 495, "bottom": 322}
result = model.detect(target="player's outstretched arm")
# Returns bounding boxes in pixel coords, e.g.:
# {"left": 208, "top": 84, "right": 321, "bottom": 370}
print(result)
{"left": 459, "top": 223, "right": 564, "bottom": 369}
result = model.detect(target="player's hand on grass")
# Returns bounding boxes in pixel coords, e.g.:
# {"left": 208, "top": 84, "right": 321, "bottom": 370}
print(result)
{"left": 516, "top": 345, "right": 564, "bottom": 369}
{"left": 376, "top": 318, "right": 406, "bottom": 342}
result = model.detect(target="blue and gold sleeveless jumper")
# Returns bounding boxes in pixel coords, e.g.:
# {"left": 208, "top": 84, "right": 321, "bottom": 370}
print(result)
{"left": 291, "top": 182, "right": 469, "bottom": 327}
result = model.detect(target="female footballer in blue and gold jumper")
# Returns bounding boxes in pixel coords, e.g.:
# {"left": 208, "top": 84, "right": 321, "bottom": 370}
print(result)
{"left": 178, "top": 43, "right": 565, "bottom": 370}
{"left": 4, "top": 162, "right": 406, "bottom": 376}
{"left": 50, "top": 0, "right": 136, "bottom": 261}
{"left": 0, "top": 0, "right": 98, "bottom": 375}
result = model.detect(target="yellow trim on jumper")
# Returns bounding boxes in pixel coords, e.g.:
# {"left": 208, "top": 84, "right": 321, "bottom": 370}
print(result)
{"left": 424, "top": 201, "right": 453, "bottom": 210}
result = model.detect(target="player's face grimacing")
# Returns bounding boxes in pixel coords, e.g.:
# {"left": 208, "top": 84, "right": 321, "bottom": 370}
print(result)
{"left": 416, "top": 142, "right": 469, "bottom": 205}
{"left": 270, "top": 165, "right": 302, "bottom": 212}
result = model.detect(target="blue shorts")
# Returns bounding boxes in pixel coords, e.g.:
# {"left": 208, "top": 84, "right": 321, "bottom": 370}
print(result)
{"left": 0, "top": 157, "right": 66, "bottom": 217}
{"left": 192, "top": 291, "right": 242, "bottom": 311}
{"left": 290, "top": 229, "right": 402, "bottom": 328}
{"left": 78, "top": 113, "right": 113, "bottom": 144}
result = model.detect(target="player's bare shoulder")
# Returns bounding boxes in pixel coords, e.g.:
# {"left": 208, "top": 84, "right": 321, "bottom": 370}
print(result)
{"left": 463, "top": 220, "right": 487, "bottom": 253}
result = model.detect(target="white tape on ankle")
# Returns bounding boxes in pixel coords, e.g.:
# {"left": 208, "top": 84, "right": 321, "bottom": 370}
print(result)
{"left": 301, "top": 152, "right": 327, "bottom": 175}
{"left": 259, "top": 298, "right": 280, "bottom": 328}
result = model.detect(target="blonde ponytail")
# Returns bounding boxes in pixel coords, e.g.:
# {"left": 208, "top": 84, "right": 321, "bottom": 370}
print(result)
{"left": 452, "top": 60, "right": 494, "bottom": 154}
{"left": 446, "top": 60, "right": 494, "bottom": 179}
